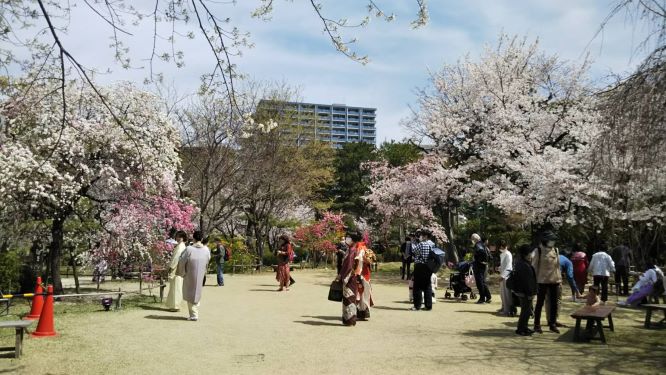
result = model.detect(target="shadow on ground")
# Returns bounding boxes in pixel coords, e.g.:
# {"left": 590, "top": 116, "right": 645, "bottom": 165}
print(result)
{"left": 144, "top": 315, "right": 188, "bottom": 321}
{"left": 138, "top": 305, "right": 172, "bottom": 312}
{"left": 294, "top": 320, "right": 343, "bottom": 327}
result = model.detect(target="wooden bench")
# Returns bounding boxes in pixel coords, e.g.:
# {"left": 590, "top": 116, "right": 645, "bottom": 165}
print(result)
{"left": 54, "top": 291, "right": 124, "bottom": 310}
{"left": 571, "top": 305, "right": 616, "bottom": 344}
{"left": 642, "top": 304, "right": 666, "bottom": 329}
{"left": 0, "top": 320, "right": 34, "bottom": 358}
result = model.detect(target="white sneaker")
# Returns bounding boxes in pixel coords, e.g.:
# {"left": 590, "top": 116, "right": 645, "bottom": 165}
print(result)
{"left": 188, "top": 316, "right": 198, "bottom": 321}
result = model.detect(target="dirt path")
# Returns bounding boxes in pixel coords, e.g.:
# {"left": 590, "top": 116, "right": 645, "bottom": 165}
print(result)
{"left": 1, "top": 270, "right": 664, "bottom": 374}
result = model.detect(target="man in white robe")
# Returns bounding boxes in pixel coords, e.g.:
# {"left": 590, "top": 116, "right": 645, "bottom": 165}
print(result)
{"left": 177, "top": 231, "right": 210, "bottom": 321}
{"left": 166, "top": 231, "right": 187, "bottom": 311}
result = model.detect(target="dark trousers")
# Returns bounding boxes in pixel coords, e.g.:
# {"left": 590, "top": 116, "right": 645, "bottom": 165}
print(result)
{"left": 413, "top": 263, "right": 432, "bottom": 310}
{"left": 401, "top": 258, "right": 412, "bottom": 280}
{"left": 594, "top": 275, "right": 610, "bottom": 302}
{"left": 473, "top": 264, "right": 491, "bottom": 301}
{"left": 216, "top": 263, "right": 224, "bottom": 285}
{"left": 534, "top": 283, "right": 559, "bottom": 327}
{"left": 615, "top": 266, "right": 629, "bottom": 295}
{"left": 517, "top": 295, "right": 533, "bottom": 333}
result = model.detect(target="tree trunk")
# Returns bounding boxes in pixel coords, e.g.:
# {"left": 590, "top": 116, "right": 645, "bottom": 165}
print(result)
{"left": 49, "top": 216, "right": 66, "bottom": 294}
{"left": 254, "top": 225, "right": 264, "bottom": 265}
{"left": 70, "top": 248, "right": 80, "bottom": 294}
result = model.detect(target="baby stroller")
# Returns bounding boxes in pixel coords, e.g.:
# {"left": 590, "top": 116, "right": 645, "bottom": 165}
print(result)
{"left": 444, "top": 261, "right": 476, "bottom": 301}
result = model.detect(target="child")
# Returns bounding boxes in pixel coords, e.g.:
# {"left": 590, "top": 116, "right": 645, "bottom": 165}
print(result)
{"left": 409, "top": 274, "right": 438, "bottom": 306}
{"left": 431, "top": 273, "right": 438, "bottom": 304}
{"left": 586, "top": 285, "right": 600, "bottom": 307}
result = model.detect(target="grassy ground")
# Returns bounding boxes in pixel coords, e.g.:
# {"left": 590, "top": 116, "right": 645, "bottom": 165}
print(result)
{"left": 0, "top": 267, "right": 664, "bottom": 374}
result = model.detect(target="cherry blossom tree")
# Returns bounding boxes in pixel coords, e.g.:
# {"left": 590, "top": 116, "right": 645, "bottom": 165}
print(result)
{"left": 403, "top": 35, "right": 605, "bottom": 227}
{"left": 95, "top": 183, "right": 197, "bottom": 276}
{"left": 0, "top": 79, "right": 181, "bottom": 293}
{"left": 293, "top": 212, "right": 345, "bottom": 265}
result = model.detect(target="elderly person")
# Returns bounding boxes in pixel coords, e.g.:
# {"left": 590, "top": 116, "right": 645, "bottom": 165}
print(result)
{"left": 177, "top": 230, "right": 211, "bottom": 321}
{"left": 532, "top": 231, "right": 562, "bottom": 334}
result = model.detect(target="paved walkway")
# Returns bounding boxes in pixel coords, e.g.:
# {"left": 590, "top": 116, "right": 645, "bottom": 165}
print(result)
{"left": 1, "top": 270, "right": 663, "bottom": 374}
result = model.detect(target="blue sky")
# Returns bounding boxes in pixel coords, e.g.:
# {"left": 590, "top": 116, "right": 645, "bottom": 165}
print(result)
{"left": 59, "top": 0, "right": 650, "bottom": 142}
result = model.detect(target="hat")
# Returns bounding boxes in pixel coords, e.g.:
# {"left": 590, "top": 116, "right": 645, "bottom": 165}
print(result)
{"left": 540, "top": 230, "right": 557, "bottom": 242}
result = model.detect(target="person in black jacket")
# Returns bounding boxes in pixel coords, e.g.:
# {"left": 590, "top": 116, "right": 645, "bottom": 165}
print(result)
{"left": 512, "top": 244, "right": 538, "bottom": 336}
{"left": 472, "top": 233, "right": 492, "bottom": 303}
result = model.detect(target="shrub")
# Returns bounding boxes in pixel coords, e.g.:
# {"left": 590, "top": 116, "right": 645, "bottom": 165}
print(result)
{"left": 0, "top": 250, "right": 22, "bottom": 293}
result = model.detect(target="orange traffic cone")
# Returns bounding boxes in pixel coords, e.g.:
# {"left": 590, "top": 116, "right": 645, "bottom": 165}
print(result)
{"left": 32, "top": 284, "right": 56, "bottom": 337}
{"left": 24, "top": 277, "right": 44, "bottom": 320}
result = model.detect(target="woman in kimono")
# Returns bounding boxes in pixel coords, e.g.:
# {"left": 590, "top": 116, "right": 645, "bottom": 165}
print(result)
{"left": 166, "top": 231, "right": 187, "bottom": 311}
{"left": 276, "top": 235, "right": 294, "bottom": 291}
{"left": 570, "top": 244, "right": 589, "bottom": 294}
{"left": 337, "top": 230, "right": 373, "bottom": 326}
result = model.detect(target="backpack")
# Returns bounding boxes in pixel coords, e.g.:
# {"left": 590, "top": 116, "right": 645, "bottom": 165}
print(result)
{"left": 427, "top": 247, "right": 446, "bottom": 273}
{"left": 223, "top": 248, "right": 230, "bottom": 261}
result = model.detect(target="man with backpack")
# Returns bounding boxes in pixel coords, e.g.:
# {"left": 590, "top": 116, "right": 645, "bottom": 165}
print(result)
{"left": 410, "top": 229, "right": 435, "bottom": 311}
{"left": 472, "top": 233, "right": 492, "bottom": 304}
{"left": 212, "top": 239, "right": 229, "bottom": 286}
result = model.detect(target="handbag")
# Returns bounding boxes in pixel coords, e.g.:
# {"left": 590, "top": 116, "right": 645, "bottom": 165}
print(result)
{"left": 464, "top": 268, "right": 476, "bottom": 288}
{"left": 328, "top": 279, "right": 343, "bottom": 302}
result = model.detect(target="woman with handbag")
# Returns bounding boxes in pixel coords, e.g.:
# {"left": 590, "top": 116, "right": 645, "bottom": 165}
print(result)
{"left": 336, "top": 230, "right": 372, "bottom": 326}
{"left": 276, "top": 234, "right": 294, "bottom": 292}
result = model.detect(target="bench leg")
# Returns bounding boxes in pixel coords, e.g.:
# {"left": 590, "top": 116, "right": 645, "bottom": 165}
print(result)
{"left": 573, "top": 318, "right": 582, "bottom": 342}
{"left": 645, "top": 308, "right": 653, "bottom": 329}
{"left": 596, "top": 319, "right": 606, "bottom": 344}
{"left": 14, "top": 328, "right": 22, "bottom": 359}
{"left": 608, "top": 314, "right": 614, "bottom": 332}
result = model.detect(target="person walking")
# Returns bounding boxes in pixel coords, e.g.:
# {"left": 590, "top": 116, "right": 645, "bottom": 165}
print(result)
{"left": 571, "top": 244, "right": 589, "bottom": 293}
{"left": 611, "top": 244, "right": 633, "bottom": 296}
{"left": 532, "top": 231, "right": 562, "bottom": 334}
{"left": 338, "top": 230, "right": 373, "bottom": 326}
{"left": 400, "top": 236, "right": 413, "bottom": 280}
{"left": 211, "top": 239, "right": 227, "bottom": 286}
{"left": 166, "top": 231, "right": 187, "bottom": 311}
{"left": 498, "top": 240, "right": 514, "bottom": 315}
{"left": 276, "top": 234, "right": 294, "bottom": 292}
{"left": 177, "top": 230, "right": 211, "bottom": 321}
{"left": 589, "top": 244, "right": 615, "bottom": 304}
{"left": 410, "top": 230, "right": 435, "bottom": 311}
{"left": 471, "top": 233, "right": 492, "bottom": 304}
{"left": 512, "top": 244, "right": 538, "bottom": 336}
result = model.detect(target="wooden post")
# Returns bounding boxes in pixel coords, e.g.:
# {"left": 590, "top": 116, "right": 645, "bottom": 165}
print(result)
{"left": 14, "top": 327, "right": 22, "bottom": 358}
{"left": 139, "top": 265, "right": 143, "bottom": 295}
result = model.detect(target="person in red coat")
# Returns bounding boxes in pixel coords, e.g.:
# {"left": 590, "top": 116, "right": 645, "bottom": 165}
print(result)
{"left": 570, "top": 244, "right": 589, "bottom": 293}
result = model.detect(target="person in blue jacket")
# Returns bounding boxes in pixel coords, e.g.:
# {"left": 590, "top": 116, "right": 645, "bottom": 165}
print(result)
{"left": 560, "top": 254, "right": 584, "bottom": 301}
